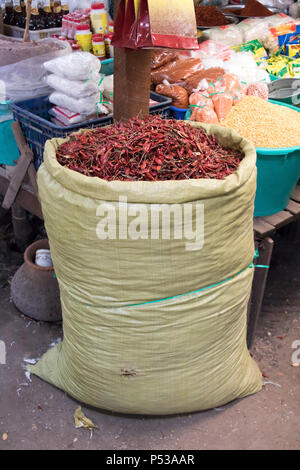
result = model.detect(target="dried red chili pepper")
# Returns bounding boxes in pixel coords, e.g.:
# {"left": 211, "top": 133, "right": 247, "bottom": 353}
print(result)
{"left": 56, "top": 116, "right": 243, "bottom": 182}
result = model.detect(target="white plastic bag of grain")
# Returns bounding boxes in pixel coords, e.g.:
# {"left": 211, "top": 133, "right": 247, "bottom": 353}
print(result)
{"left": 44, "top": 51, "right": 101, "bottom": 81}
{"left": 46, "top": 73, "right": 104, "bottom": 99}
{"left": 49, "top": 91, "right": 108, "bottom": 115}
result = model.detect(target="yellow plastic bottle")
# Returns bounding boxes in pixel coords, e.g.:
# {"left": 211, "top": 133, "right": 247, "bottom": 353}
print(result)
{"left": 92, "top": 34, "right": 106, "bottom": 58}
{"left": 90, "top": 2, "right": 108, "bottom": 34}
{"left": 75, "top": 24, "right": 92, "bottom": 52}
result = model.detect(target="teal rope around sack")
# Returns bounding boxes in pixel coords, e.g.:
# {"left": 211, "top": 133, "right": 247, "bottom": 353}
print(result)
{"left": 126, "top": 253, "right": 270, "bottom": 308}
{"left": 58, "top": 250, "right": 270, "bottom": 310}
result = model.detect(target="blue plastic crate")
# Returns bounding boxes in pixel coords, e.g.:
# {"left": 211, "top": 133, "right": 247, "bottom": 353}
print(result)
{"left": 11, "top": 91, "right": 172, "bottom": 169}
{"left": 169, "top": 106, "right": 189, "bottom": 120}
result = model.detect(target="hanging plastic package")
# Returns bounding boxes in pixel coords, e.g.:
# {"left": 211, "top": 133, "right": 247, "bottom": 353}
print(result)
{"left": 28, "top": 122, "right": 262, "bottom": 415}
{"left": 112, "top": 0, "right": 198, "bottom": 49}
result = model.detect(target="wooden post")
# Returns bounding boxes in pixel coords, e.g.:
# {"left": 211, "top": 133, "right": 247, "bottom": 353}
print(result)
{"left": 23, "top": 0, "right": 32, "bottom": 43}
{"left": 11, "top": 203, "right": 34, "bottom": 252}
{"left": 2, "top": 121, "right": 39, "bottom": 211}
{"left": 247, "top": 237, "right": 274, "bottom": 348}
{"left": 113, "top": 0, "right": 151, "bottom": 121}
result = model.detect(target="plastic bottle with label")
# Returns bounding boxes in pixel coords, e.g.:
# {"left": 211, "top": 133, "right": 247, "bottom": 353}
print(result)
{"left": 61, "top": 1, "right": 68, "bottom": 15}
{"left": 92, "top": 33, "right": 106, "bottom": 58}
{"left": 12, "top": 0, "right": 23, "bottom": 27}
{"left": 108, "top": 20, "right": 113, "bottom": 33}
{"left": 43, "top": 0, "right": 57, "bottom": 28}
{"left": 90, "top": 2, "right": 107, "bottom": 34}
{"left": 75, "top": 23, "right": 92, "bottom": 51}
{"left": 52, "top": 0, "right": 62, "bottom": 26}
{"left": 3, "top": 1, "right": 14, "bottom": 25}
{"left": 29, "top": 0, "right": 45, "bottom": 29}
{"left": 104, "top": 32, "right": 114, "bottom": 57}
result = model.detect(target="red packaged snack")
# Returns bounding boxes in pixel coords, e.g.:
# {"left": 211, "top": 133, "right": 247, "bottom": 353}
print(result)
{"left": 151, "top": 58, "right": 203, "bottom": 85}
{"left": 155, "top": 84, "right": 189, "bottom": 109}
{"left": 212, "top": 93, "right": 233, "bottom": 121}
{"left": 151, "top": 50, "right": 179, "bottom": 70}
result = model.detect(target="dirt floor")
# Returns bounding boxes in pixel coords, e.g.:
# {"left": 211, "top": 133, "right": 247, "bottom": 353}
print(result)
{"left": 0, "top": 211, "right": 299, "bottom": 451}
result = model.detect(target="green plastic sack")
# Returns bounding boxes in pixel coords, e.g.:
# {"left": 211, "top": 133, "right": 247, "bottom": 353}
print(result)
{"left": 29, "top": 122, "right": 262, "bottom": 414}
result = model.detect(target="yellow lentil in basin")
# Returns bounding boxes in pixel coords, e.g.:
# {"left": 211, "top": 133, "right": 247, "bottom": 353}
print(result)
{"left": 221, "top": 96, "right": 300, "bottom": 148}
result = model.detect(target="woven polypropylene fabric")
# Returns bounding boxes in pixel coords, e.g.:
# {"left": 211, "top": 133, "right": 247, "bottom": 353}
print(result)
{"left": 29, "top": 122, "right": 262, "bottom": 414}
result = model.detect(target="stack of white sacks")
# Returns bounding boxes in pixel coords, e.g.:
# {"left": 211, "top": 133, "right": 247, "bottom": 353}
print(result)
{"left": 44, "top": 51, "right": 109, "bottom": 126}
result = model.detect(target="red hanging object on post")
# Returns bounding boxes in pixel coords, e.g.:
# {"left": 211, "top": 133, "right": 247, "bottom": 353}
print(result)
{"left": 112, "top": 0, "right": 198, "bottom": 50}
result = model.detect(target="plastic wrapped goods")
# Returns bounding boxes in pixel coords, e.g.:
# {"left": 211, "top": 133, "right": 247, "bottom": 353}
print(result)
{"left": 222, "top": 51, "right": 270, "bottom": 85}
{"left": 266, "top": 13, "right": 296, "bottom": 27}
{"left": 247, "top": 81, "right": 269, "bottom": 100}
{"left": 46, "top": 74, "right": 104, "bottom": 99}
{"left": 48, "top": 106, "right": 98, "bottom": 126}
{"left": 151, "top": 58, "right": 203, "bottom": 85}
{"left": 220, "top": 73, "right": 241, "bottom": 93}
{"left": 151, "top": 50, "right": 179, "bottom": 70}
{"left": 232, "top": 39, "right": 268, "bottom": 61}
{"left": 155, "top": 84, "right": 189, "bottom": 108}
{"left": 202, "top": 25, "right": 243, "bottom": 47}
{"left": 183, "top": 67, "right": 225, "bottom": 94}
{"left": 212, "top": 93, "right": 233, "bottom": 121}
{"left": 44, "top": 51, "right": 101, "bottom": 81}
{"left": 49, "top": 91, "right": 108, "bottom": 115}
{"left": 189, "top": 91, "right": 213, "bottom": 107}
{"left": 190, "top": 106, "right": 219, "bottom": 123}
{"left": 182, "top": 40, "right": 234, "bottom": 62}
{"left": 263, "top": 21, "right": 297, "bottom": 54}
{"left": 0, "top": 35, "right": 70, "bottom": 67}
{"left": 238, "top": 18, "right": 271, "bottom": 43}
{"left": 188, "top": 72, "right": 251, "bottom": 123}
{"left": 0, "top": 39, "right": 71, "bottom": 101}
{"left": 233, "top": 83, "right": 248, "bottom": 104}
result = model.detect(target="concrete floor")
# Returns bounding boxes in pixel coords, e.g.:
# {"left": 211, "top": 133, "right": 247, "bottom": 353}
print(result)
{"left": 0, "top": 222, "right": 299, "bottom": 450}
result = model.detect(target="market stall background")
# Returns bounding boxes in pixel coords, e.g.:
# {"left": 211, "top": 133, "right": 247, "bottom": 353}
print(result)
{"left": 0, "top": 0, "right": 299, "bottom": 426}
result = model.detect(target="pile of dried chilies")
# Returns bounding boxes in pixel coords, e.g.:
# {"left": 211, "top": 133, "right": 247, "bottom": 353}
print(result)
{"left": 56, "top": 116, "right": 243, "bottom": 181}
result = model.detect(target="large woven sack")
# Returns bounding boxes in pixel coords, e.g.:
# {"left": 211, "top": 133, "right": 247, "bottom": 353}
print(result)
{"left": 29, "top": 122, "right": 262, "bottom": 414}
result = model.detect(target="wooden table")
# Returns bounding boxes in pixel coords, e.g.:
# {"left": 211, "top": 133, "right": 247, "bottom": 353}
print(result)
{"left": 0, "top": 166, "right": 42, "bottom": 219}
{"left": 247, "top": 183, "right": 300, "bottom": 348}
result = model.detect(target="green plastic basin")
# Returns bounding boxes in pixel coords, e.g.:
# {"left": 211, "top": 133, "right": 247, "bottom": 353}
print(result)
{"left": 254, "top": 100, "right": 300, "bottom": 217}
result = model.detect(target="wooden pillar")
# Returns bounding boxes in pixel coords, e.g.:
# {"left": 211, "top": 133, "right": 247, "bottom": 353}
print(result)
{"left": 113, "top": 0, "right": 151, "bottom": 121}
{"left": 247, "top": 237, "right": 274, "bottom": 348}
{"left": 11, "top": 203, "right": 34, "bottom": 252}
